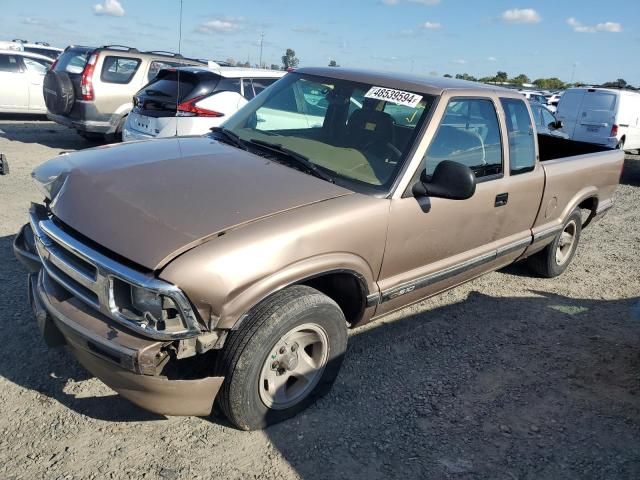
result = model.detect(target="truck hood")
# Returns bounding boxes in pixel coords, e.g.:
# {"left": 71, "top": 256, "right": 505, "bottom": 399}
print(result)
{"left": 45, "top": 137, "right": 351, "bottom": 269}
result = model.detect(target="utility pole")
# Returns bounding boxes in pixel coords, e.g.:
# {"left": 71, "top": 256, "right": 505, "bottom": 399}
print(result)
{"left": 259, "top": 32, "right": 265, "bottom": 68}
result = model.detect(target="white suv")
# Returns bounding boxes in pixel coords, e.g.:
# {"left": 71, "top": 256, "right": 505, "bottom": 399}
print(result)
{"left": 122, "top": 65, "right": 285, "bottom": 141}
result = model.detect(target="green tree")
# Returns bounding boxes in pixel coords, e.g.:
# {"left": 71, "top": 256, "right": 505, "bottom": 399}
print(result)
{"left": 601, "top": 78, "right": 628, "bottom": 88}
{"left": 533, "top": 77, "right": 566, "bottom": 90}
{"left": 443, "top": 73, "right": 452, "bottom": 78}
{"left": 328, "top": 59, "right": 339, "bottom": 67}
{"left": 281, "top": 48, "right": 299, "bottom": 70}
{"left": 511, "top": 73, "right": 530, "bottom": 86}
{"left": 270, "top": 64, "right": 281, "bottom": 70}
{"left": 495, "top": 71, "right": 508, "bottom": 83}
{"left": 455, "top": 73, "right": 477, "bottom": 81}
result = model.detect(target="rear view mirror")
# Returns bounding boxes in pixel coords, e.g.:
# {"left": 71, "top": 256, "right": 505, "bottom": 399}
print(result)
{"left": 413, "top": 160, "right": 476, "bottom": 200}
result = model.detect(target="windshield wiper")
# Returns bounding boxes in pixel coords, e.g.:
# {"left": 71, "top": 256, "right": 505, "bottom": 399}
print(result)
{"left": 248, "top": 139, "right": 335, "bottom": 183}
{"left": 209, "top": 127, "right": 248, "bottom": 151}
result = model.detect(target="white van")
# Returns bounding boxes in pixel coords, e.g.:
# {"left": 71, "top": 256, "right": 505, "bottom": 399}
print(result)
{"left": 555, "top": 87, "right": 640, "bottom": 151}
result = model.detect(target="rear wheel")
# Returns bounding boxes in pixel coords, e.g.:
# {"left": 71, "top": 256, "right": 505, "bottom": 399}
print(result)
{"left": 527, "top": 209, "right": 582, "bottom": 278}
{"left": 43, "top": 70, "right": 75, "bottom": 115}
{"left": 616, "top": 138, "right": 625, "bottom": 151}
{"left": 216, "top": 285, "right": 347, "bottom": 430}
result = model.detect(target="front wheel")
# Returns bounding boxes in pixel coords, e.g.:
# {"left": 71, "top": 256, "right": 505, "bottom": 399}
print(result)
{"left": 216, "top": 285, "right": 347, "bottom": 430}
{"left": 527, "top": 209, "right": 582, "bottom": 278}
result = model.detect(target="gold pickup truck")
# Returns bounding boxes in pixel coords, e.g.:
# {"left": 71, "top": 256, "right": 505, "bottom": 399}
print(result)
{"left": 14, "top": 68, "right": 624, "bottom": 430}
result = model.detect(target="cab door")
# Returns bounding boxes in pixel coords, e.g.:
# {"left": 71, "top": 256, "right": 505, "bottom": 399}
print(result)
{"left": 0, "top": 53, "right": 28, "bottom": 111}
{"left": 376, "top": 95, "right": 524, "bottom": 315}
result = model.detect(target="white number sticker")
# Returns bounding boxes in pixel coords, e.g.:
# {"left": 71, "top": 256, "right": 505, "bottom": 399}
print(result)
{"left": 364, "top": 86, "right": 423, "bottom": 108}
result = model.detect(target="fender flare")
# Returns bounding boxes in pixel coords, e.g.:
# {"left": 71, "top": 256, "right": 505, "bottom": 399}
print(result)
{"left": 560, "top": 187, "right": 599, "bottom": 227}
{"left": 217, "top": 253, "right": 378, "bottom": 330}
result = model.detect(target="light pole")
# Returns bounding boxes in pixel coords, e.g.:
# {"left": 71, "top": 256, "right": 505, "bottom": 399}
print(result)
{"left": 259, "top": 32, "right": 265, "bottom": 68}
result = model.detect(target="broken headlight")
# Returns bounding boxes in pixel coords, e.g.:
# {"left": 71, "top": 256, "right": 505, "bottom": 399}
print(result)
{"left": 112, "top": 279, "right": 186, "bottom": 334}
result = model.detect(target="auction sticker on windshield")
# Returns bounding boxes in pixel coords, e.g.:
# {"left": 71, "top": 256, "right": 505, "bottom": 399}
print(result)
{"left": 364, "top": 87, "right": 423, "bottom": 108}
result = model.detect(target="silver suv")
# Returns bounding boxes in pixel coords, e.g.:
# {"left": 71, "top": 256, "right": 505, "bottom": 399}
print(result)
{"left": 43, "top": 45, "right": 207, "bottom": 142}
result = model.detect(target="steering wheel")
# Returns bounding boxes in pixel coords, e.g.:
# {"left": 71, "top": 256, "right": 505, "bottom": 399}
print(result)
{"left": 360, "top": 139, "right": 403, "bottom": 163}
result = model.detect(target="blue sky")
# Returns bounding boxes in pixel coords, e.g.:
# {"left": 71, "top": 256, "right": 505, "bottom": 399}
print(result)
{"left": 5, "top": 0, "right": 639, "bottom": 84}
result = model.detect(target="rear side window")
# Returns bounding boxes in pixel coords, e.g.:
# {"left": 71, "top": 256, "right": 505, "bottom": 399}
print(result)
{"left": 500, "top": 98, "right": 536, "bottom": 175}
{"left": 252, "top": 78, "right": 277, "bottom": 96}
{"left": 101, "top": 56, "right": 141, "bottom": 84}
{"left": 54, "top": 48, "right": 91, "bottom": 74}
{"left": 217, "top": 78, "right": 241, "bottom": 94}
{"left": 23, "top": 57, "right": 51, "bottom": 74}
{"left": 0, "top": 54, "right": 21, "bottom": 72}
{"left": 425, "top": 98, "right": 503, "bottom": 178}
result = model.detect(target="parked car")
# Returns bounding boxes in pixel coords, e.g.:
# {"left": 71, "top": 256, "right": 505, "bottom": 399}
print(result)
{"left": 530, "top": 102, "right": 568, "bottom": 139}
{"left": 22, "top": 43, "right": 63, "bottom": 60}
{"left": 520, "top": 90, "right": 547, "bottom": 104}
{"left": 0, "top": 40, "right": 62, "bottom": 59}
{"left": 546, "top": 92, "right": 563, "bottom": 112}
{"left": 0, "top": 41, "right": 24, "bottom": 52}
{"left": 0, "top": 50, "right": 53, "bottom": 113}
{"left": 43, "top": 45, "right": 208, "bottom": 142}
{"left": 555, "top": 87, "right": 640, "bottom": 150}
{"left": 15, "top": 68, "right": 623, "bottom": 430}
{"left": 122, "top": 66, "right": 284, "bottom": 141}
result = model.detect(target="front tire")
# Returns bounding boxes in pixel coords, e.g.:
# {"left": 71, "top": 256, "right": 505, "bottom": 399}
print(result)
{"left": 216, "top": 285, "right": 347, "bottom": 430}
{"left": 527, "top": 209, "right": 582, "bottom": 278}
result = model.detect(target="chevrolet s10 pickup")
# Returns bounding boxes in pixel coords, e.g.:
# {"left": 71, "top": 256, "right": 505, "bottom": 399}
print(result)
{"left": 14, "top": 68, "right": 623, "bottom": 430}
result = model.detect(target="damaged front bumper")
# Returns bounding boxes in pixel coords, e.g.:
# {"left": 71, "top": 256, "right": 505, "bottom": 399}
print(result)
{"left": 14, "top": 221, "right": 224, "bottom": 417}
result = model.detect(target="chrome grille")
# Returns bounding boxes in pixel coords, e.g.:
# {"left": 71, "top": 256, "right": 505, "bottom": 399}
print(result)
{"left": 30, "top": 211, "right": 201, "bottom": 340}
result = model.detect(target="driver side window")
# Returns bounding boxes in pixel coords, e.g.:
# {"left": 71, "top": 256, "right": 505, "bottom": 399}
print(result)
{"left": 424, "top": 98, "right": 503, "bottom": 178}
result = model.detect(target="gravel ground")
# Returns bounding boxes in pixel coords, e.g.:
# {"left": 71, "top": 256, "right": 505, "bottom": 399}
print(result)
{"left": 1, "top": 116, "right": 639, "bottom": 480}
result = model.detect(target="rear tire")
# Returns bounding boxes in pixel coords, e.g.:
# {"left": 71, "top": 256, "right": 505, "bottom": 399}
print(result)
{"left": 43, "top": 70, "right": 75, "bottom": 115}
{"left": 527, "top": 209, "right": 582, "bottom": 278}
{"left": 216, "top": 285, "right": 347, "bottom": 430}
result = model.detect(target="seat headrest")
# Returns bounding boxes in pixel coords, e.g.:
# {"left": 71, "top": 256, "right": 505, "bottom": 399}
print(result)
{"left": 347, "top": 109, "right": 395, "bottom": 146}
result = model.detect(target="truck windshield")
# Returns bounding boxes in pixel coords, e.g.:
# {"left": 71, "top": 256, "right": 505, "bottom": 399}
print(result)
{"left": 222, "top": 73, "right": 435, "bottom": 193}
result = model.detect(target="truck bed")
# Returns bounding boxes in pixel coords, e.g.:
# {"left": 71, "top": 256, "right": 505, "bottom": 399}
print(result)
{"left": 530, "top": 136, "right": 624, "bottom": 243}
{"left": 537, "top": 134, "right": 612, "bottom": 162}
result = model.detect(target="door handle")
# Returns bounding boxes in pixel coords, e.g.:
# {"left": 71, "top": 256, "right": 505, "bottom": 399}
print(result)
{"left": 495, "top": 193, "right": 509, "bottom": 207}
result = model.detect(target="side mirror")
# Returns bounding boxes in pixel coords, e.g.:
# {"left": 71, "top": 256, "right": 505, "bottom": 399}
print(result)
{"left": 551, "top": 120, "right": 563, "bottom": 130}
{"left": 413, "top": 160, "right": 476, "bottom": 200}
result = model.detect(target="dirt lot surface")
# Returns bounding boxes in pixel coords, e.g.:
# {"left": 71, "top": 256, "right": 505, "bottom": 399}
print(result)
{"left": 1, "top": 116, "right": 639, "bottom": 480}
